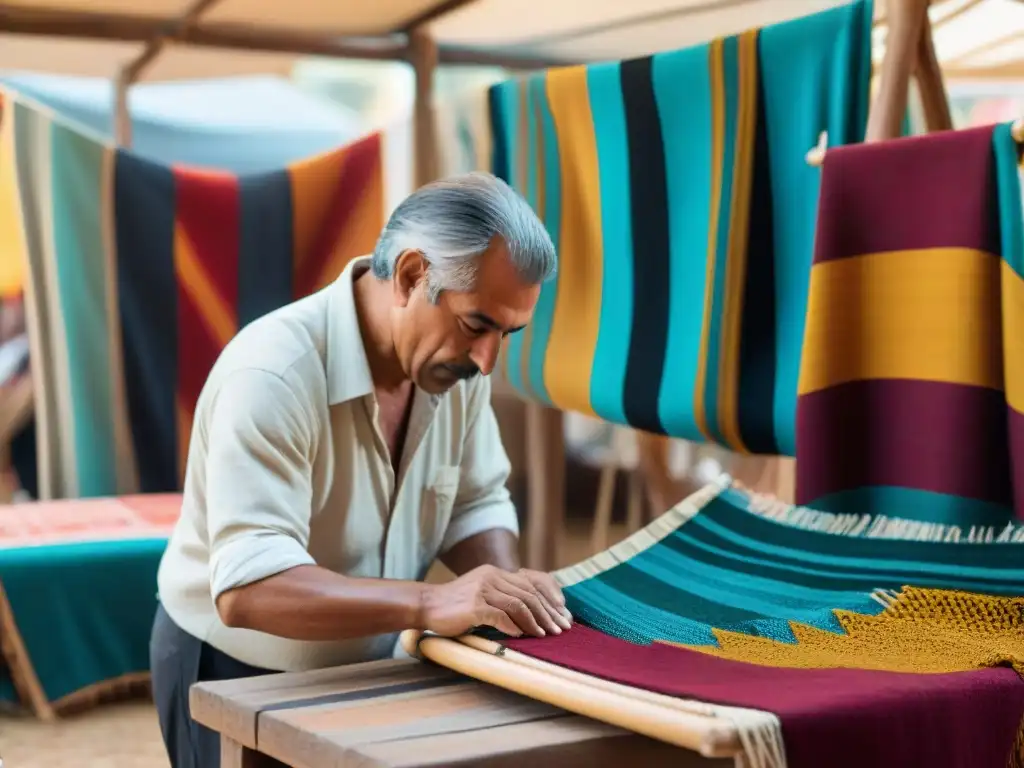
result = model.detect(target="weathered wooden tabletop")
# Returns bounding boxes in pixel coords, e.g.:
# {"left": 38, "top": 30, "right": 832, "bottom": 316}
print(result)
{"left": 190, "top": 657, "right": 725, "bottom": 767}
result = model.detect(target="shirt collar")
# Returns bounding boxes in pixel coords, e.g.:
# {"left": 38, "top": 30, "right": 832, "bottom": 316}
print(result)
{"left": 326, "top": 256, "right": 375, "bottom": 405}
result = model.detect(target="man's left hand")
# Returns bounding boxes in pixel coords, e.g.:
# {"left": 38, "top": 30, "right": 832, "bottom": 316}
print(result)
{"left": 516, "top": 568, "right": 573, "bottom": 629}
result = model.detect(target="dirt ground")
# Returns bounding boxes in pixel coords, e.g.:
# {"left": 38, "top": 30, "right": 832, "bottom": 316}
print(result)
{"left": 0, "top": 700, "right": 168, "bottom": 768}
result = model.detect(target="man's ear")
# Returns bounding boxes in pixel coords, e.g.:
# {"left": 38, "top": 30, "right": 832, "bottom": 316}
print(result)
{"left": 392, "top": 249, "right": 428, "bottom": 307}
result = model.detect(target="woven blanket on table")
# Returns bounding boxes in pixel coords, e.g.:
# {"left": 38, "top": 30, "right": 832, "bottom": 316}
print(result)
{"left": 0, "top": 92, "right": 386, "bottom": 498}
{"left": 488, "top": 1, "right": 872, "bottom": 457}
{"left": 0, "top": 494, "right": 180, "bottom": 715}
{"left": 472, "top": 479, "right": 1024, "bottom": 768}
{"left": 796, "top": 123, "right": 1024, "bottom": 525}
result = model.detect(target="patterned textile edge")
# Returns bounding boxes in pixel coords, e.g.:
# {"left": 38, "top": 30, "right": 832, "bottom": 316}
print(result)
{"left": 553, "top": 473, "right": 1024, "bottom": 598}
{"left": 741, "top": 482, "right": 1024, "bottom": 544}
{"left": 553, "top": 475, "right": 730, "bottom": 588}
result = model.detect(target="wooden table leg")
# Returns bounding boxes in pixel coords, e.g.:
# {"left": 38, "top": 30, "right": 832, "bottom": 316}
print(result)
{"left": 221, "top": 735, "right": 288, "bottom": 768}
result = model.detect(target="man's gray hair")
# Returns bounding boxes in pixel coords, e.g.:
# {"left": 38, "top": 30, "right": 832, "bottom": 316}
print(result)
{"left": 370, "top": 172, "right": 557, "bottom": 302}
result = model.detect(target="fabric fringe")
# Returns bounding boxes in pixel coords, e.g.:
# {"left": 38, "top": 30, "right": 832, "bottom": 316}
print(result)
{"left": 733, "top": 475, "right": 1024, "bottom": 544}
{"left": 725, "top": 707, "right": 787, "bottom": 768}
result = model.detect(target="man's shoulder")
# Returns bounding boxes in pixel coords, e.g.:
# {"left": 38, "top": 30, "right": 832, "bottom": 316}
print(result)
{"left": 208, "top": 294, "right": 330, "bottom": 403}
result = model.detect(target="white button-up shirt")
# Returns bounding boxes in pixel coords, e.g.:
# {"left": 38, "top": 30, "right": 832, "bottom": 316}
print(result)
{"left": 156, "top": 257, "right": 519, "bottom": 672}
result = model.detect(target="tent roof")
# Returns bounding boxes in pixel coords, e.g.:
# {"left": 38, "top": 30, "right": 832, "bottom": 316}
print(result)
{"left": 0, "top": 0, "right": 1021, "bottom": 81}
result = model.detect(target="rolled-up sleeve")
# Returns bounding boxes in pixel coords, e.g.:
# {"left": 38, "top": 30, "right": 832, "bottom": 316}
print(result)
{"left": 440, "top": 375, "right": 520, "bottom": 553}
{"left": 205, "top": 368, "right": 318, "bottom": 600}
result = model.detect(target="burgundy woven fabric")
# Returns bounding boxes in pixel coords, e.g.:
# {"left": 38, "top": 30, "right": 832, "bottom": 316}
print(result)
{"left": 504, "top": 625, "right": 1024, "bottom": 768}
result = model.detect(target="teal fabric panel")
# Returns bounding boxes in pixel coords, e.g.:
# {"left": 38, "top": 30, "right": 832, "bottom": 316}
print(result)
{"left": 758, "top": 0, "right": 873, "bottom": 455}
{"left": 0, "top": 538, "right": 166, "bottom": 704}
{"left": 587, "top": 61, "right": 634, "bottom": 427}
{"left": 652, "top": 43, "right": 715, "bottom": 442}
{"left": 523, "top": 74, "right": 561, "bottom": 406}
{"left": 49, "top": 122, "right": 120, "bottom": 496}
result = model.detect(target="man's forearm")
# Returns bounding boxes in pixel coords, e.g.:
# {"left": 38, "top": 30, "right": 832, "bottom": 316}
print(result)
{"left": 440, "top": 527, "right": 520, "bottom": 576}
{"left": 216, "top": 564, "right": 429, "bottom": 641}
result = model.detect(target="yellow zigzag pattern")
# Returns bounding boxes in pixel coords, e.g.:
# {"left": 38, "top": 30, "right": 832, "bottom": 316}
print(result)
{"left": 662, "top": 587, "right": 1024, "bottom": 676}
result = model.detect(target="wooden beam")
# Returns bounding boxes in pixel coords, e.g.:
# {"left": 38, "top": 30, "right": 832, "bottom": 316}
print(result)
{"left": 115, "top": 0, "right": 225, "bottom": 145}
{"left": 0, "top": 7, "right": 409, "bottom": 60}
{"left": 438, "top": 45, "right": 579, "bottom": 70}
{"left": 943, "top": 62, "right": 1024, "bottom": 79}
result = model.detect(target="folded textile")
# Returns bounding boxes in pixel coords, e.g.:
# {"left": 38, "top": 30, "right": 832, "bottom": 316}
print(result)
{"left": 490, "top": 1, "right": 872, "bottom": 456}
{"left": 473, "top": 479, "right": 1024, "bottom": 768}
{"left": 0, "top": 93, "right": 386, "bottom": 497}
{"left": 0, "top": 494, "right": 180, "bottom": 714}
{"left": 797, "top": 122, "right": 1024, "bottom": 525}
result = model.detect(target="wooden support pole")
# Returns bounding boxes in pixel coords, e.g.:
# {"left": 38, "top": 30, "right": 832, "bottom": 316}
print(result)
{"left": 408, "top": 29, "right": 439, "bottom": 189}
{"left": 866, "top": 0, "right": 931, "bottom": 142}
{"left": 524, "top": 403, "right": 564, "bottom": 570}
{"left": 914, "top": 10, "right": 954, "bottom": 133}
{"left": 807, "top": 0, "right": 934, "bottom": 166}
{"left": 112, "top": 0, "right": 225, "bottom": 147}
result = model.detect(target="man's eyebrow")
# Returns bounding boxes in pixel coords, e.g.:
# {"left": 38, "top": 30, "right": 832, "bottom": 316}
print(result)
{"left": 469, "top": 311, "right": 525, "bottom": 334}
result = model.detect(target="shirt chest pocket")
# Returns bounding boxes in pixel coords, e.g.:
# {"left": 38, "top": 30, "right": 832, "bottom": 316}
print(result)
{"left": 420, "top": 465, "right": 460, "bottom": 564}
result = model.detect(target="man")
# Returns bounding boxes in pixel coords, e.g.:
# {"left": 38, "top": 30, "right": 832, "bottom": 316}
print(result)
{"left": 150, "top": 172, "right": 569, "bottom": 768}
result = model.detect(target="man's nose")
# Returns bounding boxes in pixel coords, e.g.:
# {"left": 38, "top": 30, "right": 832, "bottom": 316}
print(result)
{"left": 469, "top": 333, "right": 502, "bottom": 376}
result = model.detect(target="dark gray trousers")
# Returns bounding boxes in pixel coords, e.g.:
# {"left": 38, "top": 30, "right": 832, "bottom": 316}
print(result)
{"left": 150, "top": 603, "right": 284, "bottom": 768}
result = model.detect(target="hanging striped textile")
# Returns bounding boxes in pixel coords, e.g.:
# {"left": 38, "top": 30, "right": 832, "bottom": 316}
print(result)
{"left": 0, "top": 92, "right": 385, "bottom": 498}
{"left": 433, "top": 478, "right": 1024, "bottom": 768}
{"left": 489, "top": 1, "right": 872, "bottom": 457}
{"left": 796, "top": 123, "right": 1024, "bottom": 526}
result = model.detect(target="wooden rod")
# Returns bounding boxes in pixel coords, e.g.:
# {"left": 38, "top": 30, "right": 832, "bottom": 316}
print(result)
{"left": 0, "top": 7, "right": 409, "bottom": 60}
{"left": 865, "top": 0, "right": 930, "bottom": 142}
{"left": 0, "top": 6, "right": 574, "bottom": 70}
{"left": 807, "top": 0, "right": 931, "bottom": 166}
{"left": 114, "top": 0, "right": 225, "bottom": 146}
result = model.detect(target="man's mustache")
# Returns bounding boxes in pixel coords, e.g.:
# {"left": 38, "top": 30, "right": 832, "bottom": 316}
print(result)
{"left": 439, "top": 362, "right": 480, "bottom": 380}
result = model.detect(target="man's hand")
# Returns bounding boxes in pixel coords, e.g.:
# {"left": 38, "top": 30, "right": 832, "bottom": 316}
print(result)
{"left": 420, "top": 565, "right": 573, "bottom": 638}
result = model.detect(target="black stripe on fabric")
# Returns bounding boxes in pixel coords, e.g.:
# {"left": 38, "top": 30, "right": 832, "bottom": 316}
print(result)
{"left": 736, "top": 35, "right": 779, "bottom": 455}
{"left": 489, "top": 85, "right": 512, "bottom": 182}
{"left": 114, "top": 151, "right": 179, "bottom": 493}
{"left": 621, "top": 56, "right": 671, "bottom": 435}
{"left": 259, "top": 676, "right": 464, "bottom": 712}
{"left": 237, "top": 170, "right": 294, "bottom": 328}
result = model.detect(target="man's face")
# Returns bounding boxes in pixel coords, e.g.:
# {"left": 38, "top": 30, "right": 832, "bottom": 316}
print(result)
{"left": 391, "top": 240, "right": 541, "bottom": 394}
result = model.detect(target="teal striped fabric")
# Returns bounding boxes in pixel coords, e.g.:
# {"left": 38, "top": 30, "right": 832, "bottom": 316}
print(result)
{"left": 549, "top": 479, "right": 1024, "bottom": 649}
{"left": 488, "top": 1, "right": 872, "bottom": 456}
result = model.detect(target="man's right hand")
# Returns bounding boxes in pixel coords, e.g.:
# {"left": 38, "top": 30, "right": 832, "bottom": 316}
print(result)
{"left": 419, "top": 564, "right": 573, "bottom": 638}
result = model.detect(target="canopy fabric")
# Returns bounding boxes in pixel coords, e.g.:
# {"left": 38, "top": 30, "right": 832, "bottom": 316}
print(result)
{"left": 0, "top": 0, "right": 1021, "bottom": 81}
{"left": 0, "top": 73, "right": 363, "bottom": 173}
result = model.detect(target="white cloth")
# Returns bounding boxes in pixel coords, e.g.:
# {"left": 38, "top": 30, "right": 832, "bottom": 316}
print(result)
{"left": 157, "top": 257, "right": 519, "bottom": 672}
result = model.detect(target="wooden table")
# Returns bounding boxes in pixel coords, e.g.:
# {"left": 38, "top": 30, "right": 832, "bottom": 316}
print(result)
{"left": 190, "top": 657, "right": 725, "bottom": 767}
